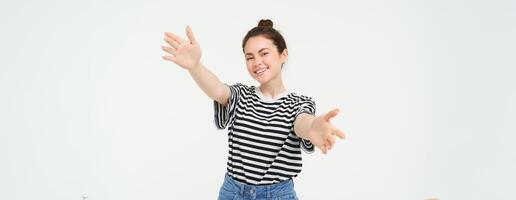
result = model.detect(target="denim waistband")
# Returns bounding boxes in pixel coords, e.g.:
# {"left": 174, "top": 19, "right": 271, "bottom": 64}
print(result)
{"left": 223, "top": 173, "right": 295, "bottom": 199}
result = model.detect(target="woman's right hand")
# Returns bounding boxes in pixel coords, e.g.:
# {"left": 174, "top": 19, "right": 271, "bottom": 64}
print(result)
{"left": 162, "top": 25, "right": 202, "bottom": 71}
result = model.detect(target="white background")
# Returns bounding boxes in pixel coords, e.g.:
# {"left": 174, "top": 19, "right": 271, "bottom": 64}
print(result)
{"left": 1, "top": 0, "right": 515, "bottom": 199}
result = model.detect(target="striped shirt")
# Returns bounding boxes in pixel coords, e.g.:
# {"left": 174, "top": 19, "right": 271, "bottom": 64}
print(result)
{"left": 213, "top": 83, "right": 316, "bottom": 185}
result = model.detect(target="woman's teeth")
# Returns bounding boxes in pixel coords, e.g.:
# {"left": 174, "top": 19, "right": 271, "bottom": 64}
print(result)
{"left": 255, "top": 67, "right": 268, "bottom": 74}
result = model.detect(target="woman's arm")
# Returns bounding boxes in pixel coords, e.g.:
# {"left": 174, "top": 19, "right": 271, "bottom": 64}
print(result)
{"left": 188, "top": 63, "right": 230, "bottom": 106}
{"left": 294, "top": 109, "right": 346, "bottom": 154}
{"left": 161, "top": 26, "right": 230, "bottom": 106}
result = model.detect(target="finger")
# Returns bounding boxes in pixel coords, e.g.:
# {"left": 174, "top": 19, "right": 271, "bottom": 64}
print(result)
{"left": 324, "top": 108, "right": 340, "bottom": 121}
{"left": 324, "top": 136, "right": 334, "bottom": 151}
{"left": 162, "top": 55, "right": 176, "bottom": 62}
{"left": 327, "top": 142, "right": 333, "bottom": 151}
{"left": 332, "top": 127, "right": 346, "bottom": 139}
{"left": 164, "top": 37, "right": 179, "bottom": 49}
{"left": 186, "top": 25, "right": 198, "bottom": 45}
{"left": 327, "top": 134, "right": 336, "bottom": 149}
{"left": 322, "top": 144, "right": 328, "bottom": 154}
{"left": 164, "top": 32, "right": 185, "bottom": 44}
{"left": 317, "top": 143, "right": 326, "bottom": 154}
{"left": 161, "top": 46, "right": 175, "bottom": 55}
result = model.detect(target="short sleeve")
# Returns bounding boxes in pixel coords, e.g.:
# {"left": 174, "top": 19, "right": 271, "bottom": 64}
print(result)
{"left": 294, "top": 96, "right": 317, "bottom": 153}
{"left": 213, "top": 83, "right": 245, "bottom": 129}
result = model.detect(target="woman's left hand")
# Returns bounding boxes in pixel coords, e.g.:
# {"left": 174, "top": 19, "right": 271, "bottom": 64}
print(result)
{"left": 308, "top": 108, "right": 346, "bottom": 154}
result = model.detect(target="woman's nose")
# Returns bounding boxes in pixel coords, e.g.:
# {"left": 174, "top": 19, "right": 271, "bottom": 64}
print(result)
{"left": 253, "top": 57, "right": 263, "bottom": 66}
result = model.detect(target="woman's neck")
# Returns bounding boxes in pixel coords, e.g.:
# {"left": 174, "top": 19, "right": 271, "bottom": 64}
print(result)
{"left": 259, "top": 75, "right": 287, "bottom": 99}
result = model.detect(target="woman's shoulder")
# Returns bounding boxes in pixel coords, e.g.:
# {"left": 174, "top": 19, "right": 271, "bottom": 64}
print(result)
{"left": 288, "top": 91, "right": 315, "bottom": 102}
{"left": 228, "top": 83, "right": 255, "bottom": 95}
{"left": 230, "top": 82, "right": 250, "bottom": 89}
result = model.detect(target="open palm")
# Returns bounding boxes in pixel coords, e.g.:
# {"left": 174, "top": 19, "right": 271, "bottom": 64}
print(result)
{"left": 162, "top": 25, "right": 202, "bottom": 70}
{"left": 309, "top": 108, "right": 346, "bottom": 154}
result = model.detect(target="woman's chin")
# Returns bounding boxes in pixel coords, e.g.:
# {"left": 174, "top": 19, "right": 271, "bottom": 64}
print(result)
{"left": 254, "top": 76, "right": 269, "bottom": 84}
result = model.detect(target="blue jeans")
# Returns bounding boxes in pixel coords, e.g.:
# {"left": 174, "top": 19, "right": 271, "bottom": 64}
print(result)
{"left": 218, "top": 173, "right": 299, "bottom": 200}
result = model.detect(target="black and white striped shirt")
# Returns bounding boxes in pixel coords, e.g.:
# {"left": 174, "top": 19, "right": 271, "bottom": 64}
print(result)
{"left": 213, "top": 83, "right": 316, "bottom": 185}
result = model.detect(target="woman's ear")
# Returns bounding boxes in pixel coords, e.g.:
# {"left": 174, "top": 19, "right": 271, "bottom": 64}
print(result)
{"left": 281, "top": 49, "right": 288, "bottom": 63}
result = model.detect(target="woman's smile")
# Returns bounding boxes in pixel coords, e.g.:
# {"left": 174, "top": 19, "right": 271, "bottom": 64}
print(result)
{"left": 254, "top": 66, "right": 269, "bottom": 75}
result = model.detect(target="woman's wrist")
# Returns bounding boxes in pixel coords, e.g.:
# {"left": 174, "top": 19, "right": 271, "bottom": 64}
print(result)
{"left": 188, "top": 62, "right": 203, "bottom": 73}
{"left": 306, "top": 117, "right": 318, "bottom": 141}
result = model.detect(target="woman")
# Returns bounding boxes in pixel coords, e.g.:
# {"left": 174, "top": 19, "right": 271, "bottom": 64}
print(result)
{"left": 162, "top": 19, "right": 345, "bottom": 200}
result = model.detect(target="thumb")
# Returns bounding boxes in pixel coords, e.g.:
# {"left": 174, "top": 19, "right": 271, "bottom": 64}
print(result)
{"left": 324, "top": 108, "right": 339, "bottom": 121}
{"left": 186, "top": 25, "right": 198, "bottom": 45}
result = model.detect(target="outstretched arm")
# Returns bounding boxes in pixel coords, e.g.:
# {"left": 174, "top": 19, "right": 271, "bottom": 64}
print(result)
{"left": 294, "top": 108, "right": 346, "bottom": 154}
{"left": 161, "top": 25, "right": 230, "bottom": 106}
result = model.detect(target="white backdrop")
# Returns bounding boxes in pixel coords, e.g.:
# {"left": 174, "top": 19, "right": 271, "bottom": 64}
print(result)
{"left": 1, "top": 0, "right": 515, "bottom": 199}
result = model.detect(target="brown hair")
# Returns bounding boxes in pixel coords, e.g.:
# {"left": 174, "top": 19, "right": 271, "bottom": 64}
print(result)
{"left": 242, "top": 19, "right": 287, "bottom": 54}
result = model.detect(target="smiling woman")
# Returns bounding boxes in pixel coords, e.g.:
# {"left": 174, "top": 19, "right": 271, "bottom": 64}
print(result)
{"left": 243, "top": 35, "right": 287, "bottom": 85}
{"left": 161, "top": 19, "right": 346, "bottom": 200}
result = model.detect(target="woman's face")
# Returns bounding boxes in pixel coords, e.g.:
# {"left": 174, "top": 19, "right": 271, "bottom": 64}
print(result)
{"left": 244, "top": 36, "right": 288, "bottom": 84}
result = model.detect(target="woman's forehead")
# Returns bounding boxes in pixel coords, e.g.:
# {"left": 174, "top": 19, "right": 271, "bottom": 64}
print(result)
{"left": 244, "top": 36, "right": 274, "bottom": 54}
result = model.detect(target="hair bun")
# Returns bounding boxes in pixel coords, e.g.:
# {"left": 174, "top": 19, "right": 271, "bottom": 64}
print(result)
{"left": 257, "top": 19, "right": 273, "bottom": 28}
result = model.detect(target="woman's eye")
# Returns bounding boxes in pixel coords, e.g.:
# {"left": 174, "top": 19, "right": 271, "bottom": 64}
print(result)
{"left": 246, "top": 57, "right": 254, "bottom": 61}
{"left": 262, "top": 52, "right": 269, "bottom": 56}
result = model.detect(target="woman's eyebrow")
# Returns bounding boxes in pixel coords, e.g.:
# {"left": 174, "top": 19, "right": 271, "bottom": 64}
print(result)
{"left": 245, "top": 48, "right": 270, "bottom": 56}
{"left": 258, "top": 48, "right": 270, "bottom": 53}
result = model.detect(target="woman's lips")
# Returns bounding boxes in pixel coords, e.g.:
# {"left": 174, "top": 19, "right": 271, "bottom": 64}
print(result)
{"left": 255, "top": 67, "right": 269, "bottom": 74}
